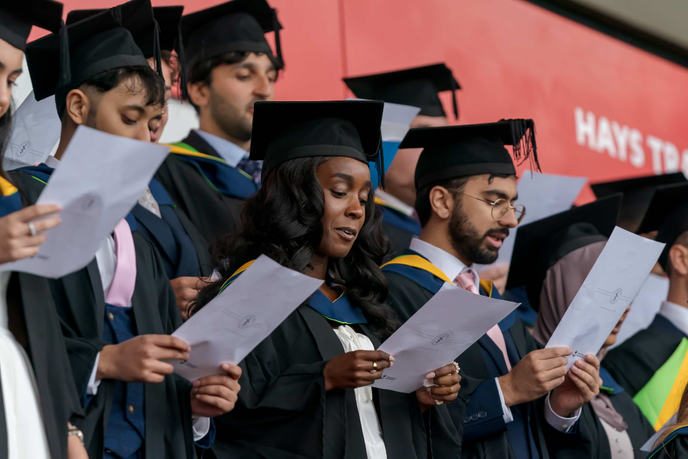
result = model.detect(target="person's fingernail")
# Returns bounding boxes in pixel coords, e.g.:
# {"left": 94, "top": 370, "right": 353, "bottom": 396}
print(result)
{"left": 426, "top": 372, "right": 436, "bottom": 379}
{"left": 195, "top": 394, "right": 201, "bottom": 399}
{"left": 222, "top": 363, "right": 229, "bottom": 370}
{"left": 389, "top": 356, "right": 395, "bottom": 362}
{"left": 571, "top": 365, "right": 580, "bottom": 373}
{"left": 389, "top": 362, "right": 393, "bottom": 367}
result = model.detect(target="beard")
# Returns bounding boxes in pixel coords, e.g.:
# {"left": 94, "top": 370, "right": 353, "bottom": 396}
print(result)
{"left": 449, "top": 205, "right": 509, "bottom": 265}
{"left": 209, "top": 89, "right": 254, "bottom": 143}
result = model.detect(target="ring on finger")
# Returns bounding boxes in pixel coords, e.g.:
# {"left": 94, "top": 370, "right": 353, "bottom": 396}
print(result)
{"left": 28, "top": 221, "right": 37, "bottom": 237}
{"left": 370, "top": 361, "right": 378, "bottom": 374}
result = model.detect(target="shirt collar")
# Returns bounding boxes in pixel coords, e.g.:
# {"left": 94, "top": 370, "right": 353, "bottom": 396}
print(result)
{"left": 409, "top": 238, "right": 479, "bottom": 285}
{"left": 194, "top": 130, "right": 248, "bottom": 168}
{"left": 659, "top": 300, "right": 688, "bottom": 336}
{"left": 45, "top": 155, "right": 60, "bottom": 169}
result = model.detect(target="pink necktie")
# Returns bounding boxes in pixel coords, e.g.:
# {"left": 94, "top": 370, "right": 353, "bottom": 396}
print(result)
{"left": 455, "top": 270, "right": 512, "bottom": 371}
{"left": 105, "top": 219, "right": 137, "bottom": 308}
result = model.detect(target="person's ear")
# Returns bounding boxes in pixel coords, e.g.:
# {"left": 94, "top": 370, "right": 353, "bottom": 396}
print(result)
{"left": 64, "top": 89, "right": 91, "bottom": 126}
{"left": 187, "top": 80, "right": 210, "bottom": 109}
{"left": 668, "top": 244, "right": 688, "bottom": 277}
{"left": 428, "top": 186, "right": 455, "bottom": 221}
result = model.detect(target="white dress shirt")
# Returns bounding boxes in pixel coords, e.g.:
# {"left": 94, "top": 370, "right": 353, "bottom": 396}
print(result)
{"left": 48, "top": 155, "right": 209, "bottom": 440}
{"left": 194, "top": 130, "right": 248, "bottom": 167}
{"left": 409, "top": 238, "right": 581, "bottom": 432}
{"left": 658, "top": 300, "right": 688, "bottom": 336}
{"left": 333, "top": 325, "right": 387, "bottom": 459}
{"left": 0, "top": 271, "right": 52, "bottom": 459}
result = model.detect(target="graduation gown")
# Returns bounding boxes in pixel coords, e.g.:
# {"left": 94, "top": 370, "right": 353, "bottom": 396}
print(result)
{"left": 604, "top": 315, "right": 686, "bottom": 398}
{"left": 131, "top": 178, "right": 212, "bottom": 280}
{"left": 205, "top": 282, "right": 449, "bottom": 459}
{"left": 648, "top": 426, "right": 688, "bottom": 459}
{"left": 375, "top": 199, "right": 421, "bottom": 263}
{"left": 10, "top": 170, "right": 197, "bottom": 459}
{"left": 382, "top": 251, "right": 588, "bottom": 459}
{"left": 0, "top": 178, "right": 83, "bottom": 459}
{"left": 155, "top": 131, "right": 258, "bottom": 243}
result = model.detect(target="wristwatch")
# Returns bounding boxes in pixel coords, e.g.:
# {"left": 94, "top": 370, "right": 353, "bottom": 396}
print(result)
{"left": 68, "top": 424, "right": 84, "bottom": 444}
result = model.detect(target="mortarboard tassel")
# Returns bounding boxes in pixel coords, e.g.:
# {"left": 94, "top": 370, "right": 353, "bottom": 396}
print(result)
{"left": 58, "top": 20, "right": 71, "bottom": 87}
{"left": 371, "top": 137, "right": 385, "bottom": 189}
{"left": 450, "top": 76, "right": 459, "bottom": 120}
{"left": 176, "top": 27, "right": 189, "bottom": 102}
{"left": 504, "top": 119, "right": 541, "bottom": 172}
{"left": 272, "top": 9, "right": 284, "bottom": 69}
{"left": 153, "top": 20, "right": 163, "bottom": 80}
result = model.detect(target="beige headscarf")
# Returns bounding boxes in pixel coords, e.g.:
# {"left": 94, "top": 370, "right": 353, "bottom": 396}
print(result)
{"left": 532, "top": 241, "right": 629, "bottom": 432}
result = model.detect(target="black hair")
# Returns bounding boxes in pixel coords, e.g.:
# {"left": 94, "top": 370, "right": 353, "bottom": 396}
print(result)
{"left": 415, "top": 173, "right": 513, "bottom": 226}
{"left": 186, "top": 51, "right": 279, "bottom": 114}
{"left": 59, "top": 65, "right": 165, "bottom": 117}
{"left": 191, "top": 157, "right": 398, "bottom": 339}
{"left": 0, "top": 105, "right": 12, "bottom": 179}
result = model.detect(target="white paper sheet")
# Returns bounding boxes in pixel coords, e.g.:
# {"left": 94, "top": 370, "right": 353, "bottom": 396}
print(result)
{"left": 3, "top": 92, "right": 61, "bottom": 171}
{"left": 0, "top": 126, "right": 170, "bottom": 278}
{"left": 476, "top": 172, "right": 586, "bottom": 272}
{"left": 546, "top": 227, "right": 665, "bottom": 368}
{"left": 373, "top": 283, "right": 520, "bottom": 393}
{"left": 170, "top": 255, "right": 324, "bottom": 381}
{"left": 641, "top": 412, "right": 676, "bottom": 452}
{"left": 611, "top": 273, "right": 668, "bottom": 349}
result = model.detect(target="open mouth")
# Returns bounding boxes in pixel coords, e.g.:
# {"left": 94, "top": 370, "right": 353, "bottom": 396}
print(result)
{"left": 335, "top": 227, "right": 357, "bottom": 241}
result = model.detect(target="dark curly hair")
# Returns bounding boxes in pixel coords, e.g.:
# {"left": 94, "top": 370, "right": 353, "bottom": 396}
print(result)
{"left": 190, "top": 157, "right": 398, "bottom": 339}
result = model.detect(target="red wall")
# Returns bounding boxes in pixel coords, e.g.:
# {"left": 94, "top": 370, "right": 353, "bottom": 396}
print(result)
{"left": 31, "top": 0, "right": 688, "bottom": 202}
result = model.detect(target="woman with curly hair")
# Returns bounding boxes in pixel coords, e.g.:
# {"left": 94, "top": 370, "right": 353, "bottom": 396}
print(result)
{"left": 190, "top": 100, "right": 462, "bottom": 459}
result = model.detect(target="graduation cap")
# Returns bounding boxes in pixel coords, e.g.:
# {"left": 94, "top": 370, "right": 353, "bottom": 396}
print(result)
{"left": 67, "top": 5, "right": 183, "bottom": 56}
{"left": 343, "top": 64, "right": 460, "bottom": 119}
{"left": 250, "top": 100, "right": 385, "bottom": 186}
{"left": 402, "top": 119, "right": 540, "bottom": 190}
{"left": 26, "top": 0, "right": 159, "bottom": 116}
{"left": 590, "top": 173, "right": 687, "bottom": 233}
{"left": 181, "top": 0, "right": 283, "bottom": 71}
{"left": 635, "top": 182, "right": 688, "bottom": 269}
{"left": 0, "top": 0, "right": 64, "bottom": 51}
{"left": 66, "top": 4, "right": 185, "bottom": 97}
{"left": 506, "top": 194, "right": 622, "bottom": 311}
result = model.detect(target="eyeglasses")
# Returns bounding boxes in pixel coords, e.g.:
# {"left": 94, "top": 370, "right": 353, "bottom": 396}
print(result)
{"left": 462, "top": 194, "right": 526, "bottom": 223}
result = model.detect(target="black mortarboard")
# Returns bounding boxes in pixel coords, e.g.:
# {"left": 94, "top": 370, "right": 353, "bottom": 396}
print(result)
{"left": 590, "top": 173, "right": 687, "bottom": 233}
{"left": 250, "top": 100, "right": 385, "bottom": 186}
{"left": 67, "top": 5, "right": 183, "bottom": 56}
{"left": 181, "top": 0, "right": 283, "bottom": 71}
{"left": 343, "top": 64, "right": 460, "bottom": 119}
{"left": 403, "top": 119, "right": 540, "bottom": 190}
{"left": 506, "top": 194, "right": 622, "bottom": 311}
{"left": 635, "top": 182, "right": 688, "bottom": 269}
{"left": 0, "top": 0, "right": 63, "bottom": 51}
{"left": 26, "top": 0, "right": 158, "bottom": 116}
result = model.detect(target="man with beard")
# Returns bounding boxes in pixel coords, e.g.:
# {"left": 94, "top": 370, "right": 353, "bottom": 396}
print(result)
{"left": 155, "top": 0, "right": 284, "bottom": 243}
{"left": 382, "top": 121, "right": 603, "bottom": 459}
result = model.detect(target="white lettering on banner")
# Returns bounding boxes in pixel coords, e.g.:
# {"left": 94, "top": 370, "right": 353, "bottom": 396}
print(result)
{"left": 573, "top": 107, "right": 688, "bottom": 174}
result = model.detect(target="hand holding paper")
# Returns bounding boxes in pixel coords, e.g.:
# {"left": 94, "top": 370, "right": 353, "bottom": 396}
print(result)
{"left": 0, "top": 126, "right": 170, "bottom": 278}
{"left": 373, "top": 283, "right": 520, "bottom": 393}
{"left": 546, "top": 227, "right": 665, "bottom": 368}
{"left": 170, "top": 255, "right": 323, "bottom": 381}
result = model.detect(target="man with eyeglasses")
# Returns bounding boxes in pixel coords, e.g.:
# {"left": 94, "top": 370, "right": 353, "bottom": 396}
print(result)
{"left": 382, "top": 120, "right": 602, "bottom": 459}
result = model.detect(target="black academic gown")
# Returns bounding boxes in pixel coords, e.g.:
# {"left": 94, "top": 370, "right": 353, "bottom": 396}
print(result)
{"left": 604, "top": 315, "right": 686, "bottom": 398}
{"left": 10, "top": 170, "right": 197, "bottom": 459}
{"left": 650, "top": 427, "right": 688, "bottom": 459}
{"left": 155, "top": 131, "right": 251, "bottom": 243}
{"left": 206, "top": 302, "right": 449, "bottom": 459}
{"left": 0, "top": 271, "right": 83, "bottom": 459}
{"left": 382, "top": 255, "right": 589, "bottom": 459}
